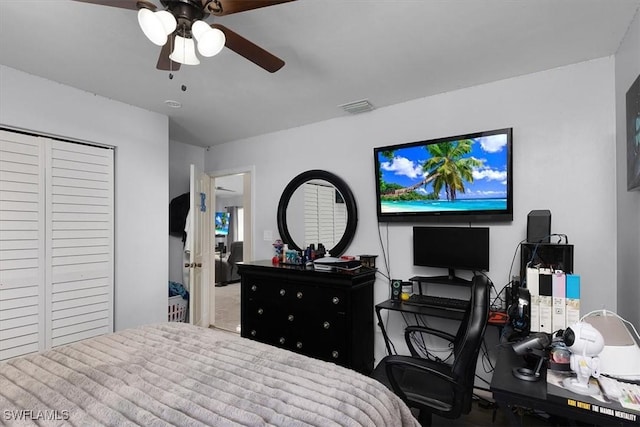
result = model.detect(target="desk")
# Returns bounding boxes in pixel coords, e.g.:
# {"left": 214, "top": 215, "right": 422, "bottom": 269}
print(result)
{"left": 375, "top": 299, "right": 466, "bottom": 355}
{"left": 490, "top": 345, "right": 639, "bottom": 426}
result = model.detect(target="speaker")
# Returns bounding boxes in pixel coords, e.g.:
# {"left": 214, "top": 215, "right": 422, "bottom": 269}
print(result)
{"left": 390, "top": 279, "right": 402, "bottom": 301}
{"left": 527, "top": 210, "right": 551, "bottom": 243}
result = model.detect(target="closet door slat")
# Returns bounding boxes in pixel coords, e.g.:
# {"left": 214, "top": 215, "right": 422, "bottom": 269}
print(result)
{"left": 0, "top": 130, "right": 45, "bottom": 360}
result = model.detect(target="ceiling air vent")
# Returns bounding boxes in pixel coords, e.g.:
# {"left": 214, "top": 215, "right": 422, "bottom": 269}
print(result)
{"left": 339, "top": 99, "right": 375, "bottom": 114}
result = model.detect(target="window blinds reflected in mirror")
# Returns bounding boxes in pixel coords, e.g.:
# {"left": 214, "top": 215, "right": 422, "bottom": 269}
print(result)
{"left": 302, "top": 181, "right": 347, "bottom": 250}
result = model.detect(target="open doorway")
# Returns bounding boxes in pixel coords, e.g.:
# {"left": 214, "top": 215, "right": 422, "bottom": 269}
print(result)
{"left": 209, "top": 169, "right": 253, "bottom": 333}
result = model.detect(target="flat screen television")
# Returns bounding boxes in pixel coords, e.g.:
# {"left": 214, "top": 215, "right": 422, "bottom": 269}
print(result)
{"left": 413, "top": 226, "right": 490, "bottom": 277}
{"left": 214, "top": 211, "right": 230, "bottom": 236}
{"left": 374, "top": 128, "right": 513, "bottom": 222}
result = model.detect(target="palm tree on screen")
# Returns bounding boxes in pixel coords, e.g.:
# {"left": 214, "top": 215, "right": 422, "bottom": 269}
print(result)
{"left": 423, "top": 140, "right": 483, "bottom": 201}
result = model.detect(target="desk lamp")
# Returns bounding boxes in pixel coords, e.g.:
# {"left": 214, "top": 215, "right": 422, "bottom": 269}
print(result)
{"left": 562, "top": 322, "right": 604, "bottom": 395}
{"left": 511, "top": 332, "right": 551, "bottom": 381}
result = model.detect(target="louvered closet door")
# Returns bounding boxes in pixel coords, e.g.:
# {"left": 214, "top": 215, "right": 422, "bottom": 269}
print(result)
{"left": 0, "top": 131, "right": 46, "bottom": 360}
{"left": 46, "top": 140, "right": 113, "bottom": 347}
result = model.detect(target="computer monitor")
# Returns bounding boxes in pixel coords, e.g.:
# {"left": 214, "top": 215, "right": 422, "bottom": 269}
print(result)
{"left": 413, "top": 226, "right": 490, "bottom": 278}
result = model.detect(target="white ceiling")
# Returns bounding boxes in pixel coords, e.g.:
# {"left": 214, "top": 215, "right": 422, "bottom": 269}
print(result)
{"left": 1, "top": 0, "right": 639, "bottom": 148}
{"left": 215, "top": 173, "right": 244, "bottom": 197}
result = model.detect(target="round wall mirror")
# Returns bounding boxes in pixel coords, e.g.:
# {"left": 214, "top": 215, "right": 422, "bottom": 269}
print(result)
{"left": 277, "top": 170, "right": 358, "bottom": 257}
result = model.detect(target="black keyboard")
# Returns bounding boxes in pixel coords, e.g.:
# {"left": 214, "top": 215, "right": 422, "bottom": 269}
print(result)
{"left": 404, "top": 294, "right": 469, "bottom": 310}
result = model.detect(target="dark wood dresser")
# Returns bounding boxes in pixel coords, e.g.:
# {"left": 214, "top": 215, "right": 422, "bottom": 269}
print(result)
{"left": 237, "top": 260, "right": 376, "bottom": 375}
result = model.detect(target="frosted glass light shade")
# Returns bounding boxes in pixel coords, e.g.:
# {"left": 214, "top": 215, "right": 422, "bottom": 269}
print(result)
{"left": 138, "top": 9, "right": 176, "bottom": 46}
{"left": 156, "top": 10, "right": 177, "bottom": 35}
{"left": 170, "top": 35, "right": 200, "bottom": 65}
{"left": 192, "top": 20, "right": 225, "bottom": 57}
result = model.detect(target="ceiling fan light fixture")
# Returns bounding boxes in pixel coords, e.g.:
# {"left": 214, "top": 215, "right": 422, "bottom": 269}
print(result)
{"left": 156, "top": 10, "right": 177, "bottom": 35}
{"left": 137, "top": 8, "right": 176, "bottom": 46}
{"left": 169, "top": 35, "right": 200, "bottom": 65}
{"left": 192, "top": 20, "right": 226, "bottom": 57}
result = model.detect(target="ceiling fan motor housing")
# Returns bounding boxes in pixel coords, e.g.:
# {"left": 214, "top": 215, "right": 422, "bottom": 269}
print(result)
{"left": 161, "top": 0, "right": 207, "bottom": 36}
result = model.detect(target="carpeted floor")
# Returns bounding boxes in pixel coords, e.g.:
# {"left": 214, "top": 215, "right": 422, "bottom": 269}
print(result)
{"left": 214, "top": 281, "right": 241, "bottom": 333}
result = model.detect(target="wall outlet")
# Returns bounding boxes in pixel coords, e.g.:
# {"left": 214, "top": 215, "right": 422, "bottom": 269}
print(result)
{"left": 263, "top": 230, "right": 273, "bottom": 241}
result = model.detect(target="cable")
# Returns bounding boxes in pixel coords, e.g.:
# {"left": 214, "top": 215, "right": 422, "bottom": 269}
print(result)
{"left": 382, "top": 308, "right": 398, "bottom": 355}
{"left": 477, "top": 271, "right": 510, "bottom": 312}
{"left": 507, "top": 238, "right": 528, "bottom": 285}
{"left": 474, "top": 375, "right": 491, "bottom": 387}
{"left": 525, "top": 234, "right": 571, "bottom": 272}
{"left": 376, "top": 222, "right": 391, "bottom": 287}
{"left": 480, "top": 338, "right": 495, "bottom": 373}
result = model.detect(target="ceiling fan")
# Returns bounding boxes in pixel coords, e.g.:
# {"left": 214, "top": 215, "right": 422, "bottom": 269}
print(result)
{"left": 72, "top": 0, "right": 296, "bottom": 72}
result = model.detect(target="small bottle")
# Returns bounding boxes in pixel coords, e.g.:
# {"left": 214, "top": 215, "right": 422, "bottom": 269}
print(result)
{"left": 282, "top": 244, "right": 288, "bottom": 263}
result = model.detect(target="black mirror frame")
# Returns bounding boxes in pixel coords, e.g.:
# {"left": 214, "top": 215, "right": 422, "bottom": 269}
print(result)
{"left": 277, "top": 169, "right": 358, "bottom": 257}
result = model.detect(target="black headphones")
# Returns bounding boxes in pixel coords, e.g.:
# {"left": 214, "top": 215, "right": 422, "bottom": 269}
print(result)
{"left": 508, "top": 286, "right": 531, "bottom": 334}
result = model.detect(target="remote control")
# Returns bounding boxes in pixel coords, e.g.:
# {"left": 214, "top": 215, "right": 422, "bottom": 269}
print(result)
{"left": 598, "top": 376, "right": 622, "bottom": 400}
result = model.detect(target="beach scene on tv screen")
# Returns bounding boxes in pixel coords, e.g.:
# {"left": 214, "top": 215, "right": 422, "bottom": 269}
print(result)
{"left": 378, "top": 133, "right": 509, "bottom": 213}
{"left": 215, "top": 212, "right": 229, "bottom": 235}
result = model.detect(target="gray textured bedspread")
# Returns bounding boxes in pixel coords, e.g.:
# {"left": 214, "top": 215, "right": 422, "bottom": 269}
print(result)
{"left": 0, "top": 322, "right": 419, "bottom": 426}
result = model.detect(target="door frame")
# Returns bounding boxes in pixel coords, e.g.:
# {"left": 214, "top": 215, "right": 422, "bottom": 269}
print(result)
{"left": 207, "top": 165, "right": 255, "bottom": 327}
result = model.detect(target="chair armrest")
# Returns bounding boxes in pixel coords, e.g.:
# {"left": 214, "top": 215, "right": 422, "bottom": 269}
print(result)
{"left": 404, "top": 325, "right": 456, "bottom": 357}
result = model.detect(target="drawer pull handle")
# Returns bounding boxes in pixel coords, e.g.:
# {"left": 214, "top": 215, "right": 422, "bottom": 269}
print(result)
{"left": 296, "top": 292, "right": 303, "bottom": 299}
{"left": 288, "top": 314, "right": 294, "bottom": 322}
{"left": 323, "top": 321, "right": 330, "bottom": 329}
{"left": 257, "top": 308, "right": 264, "bottom": 315}
{"left": 250, "top": 330, "right": 257, "bottom": 336}
{"left": 279, "top": 289, "right": 286, "bottom": 296}
{"left": 296, "top": 341, "right": 303, "bottom": 349}
{"left": 332, "top": 351, "right": 339, "bottom": 359}
{"left": 332, "top": 297, "right": 340, "bottom": 304}
{"left": 279, "top": 337, "right": 286, "bottom": 344}
{"left": 251, "top": 285, "right": 257, "bottom": 292}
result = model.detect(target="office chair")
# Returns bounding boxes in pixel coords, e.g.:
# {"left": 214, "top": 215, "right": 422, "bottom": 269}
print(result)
{"left": 225, "top": 241, "right": 243, "bottom": 282}
{"left": 372, "top": 274, "right": 490, "bottom": 426}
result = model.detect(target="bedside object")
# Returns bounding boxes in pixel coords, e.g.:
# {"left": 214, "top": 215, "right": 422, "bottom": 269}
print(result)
{"left": 359, "top": 254, "right": 378, "bottom": 268}
{"left": 238, "top": 260, "right": 375, "bottom": 375}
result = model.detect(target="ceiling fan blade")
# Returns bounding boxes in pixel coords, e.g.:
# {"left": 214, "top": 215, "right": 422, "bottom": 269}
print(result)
{"left": 156, "top": 33, "right": 181, "bottom": 71}
{"left": 212, "top": 24, "right": 284, "bottom": 73}
{"left": 71, "top": 0, "right": 157, "bottom": 11}
{"left": 206, "top": 0, "right": 296, "bottom": 16}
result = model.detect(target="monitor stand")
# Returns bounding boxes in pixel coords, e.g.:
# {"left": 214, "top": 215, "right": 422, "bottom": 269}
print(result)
{"left": 410, "top": 269, "right": 473, "bottom": 288}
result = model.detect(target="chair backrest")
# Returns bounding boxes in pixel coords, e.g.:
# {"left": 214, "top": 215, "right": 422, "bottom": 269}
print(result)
{"left": 451, "top": 273, "right": 490, "bottom": 413}
{"left": 227, "top": 241, "right": 243, "bottom": 266}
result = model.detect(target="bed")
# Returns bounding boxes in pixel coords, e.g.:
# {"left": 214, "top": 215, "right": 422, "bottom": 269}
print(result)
{"left": 0, "top": 322, "right": 419, "bottom": 426}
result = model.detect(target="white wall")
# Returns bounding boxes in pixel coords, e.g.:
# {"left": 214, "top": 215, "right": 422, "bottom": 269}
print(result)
{"left": 205, "top": 58, "right": 619, "bottom": 361}
{"left": 0, "top": 65, "right": 169, "bottom": 331}
{"left": 168, "top": 140, "right": 205, "bottom": 284}
{"left": 615, "top": 9, "right": 640, "bottom": 328}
